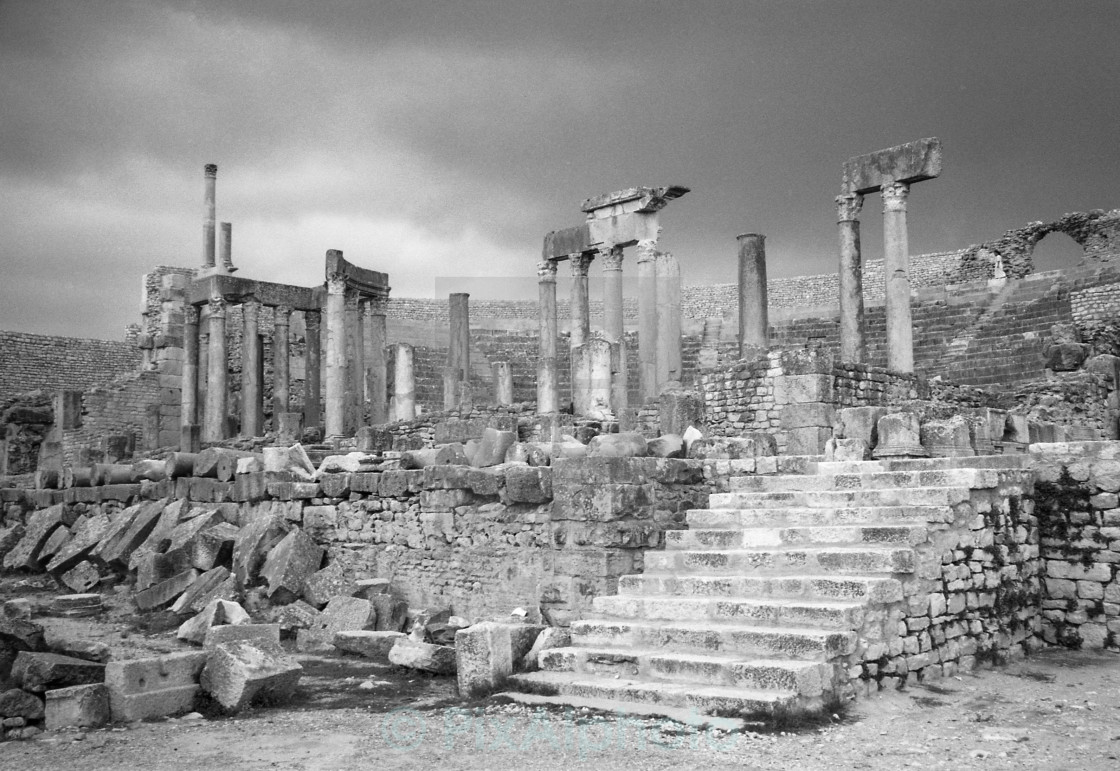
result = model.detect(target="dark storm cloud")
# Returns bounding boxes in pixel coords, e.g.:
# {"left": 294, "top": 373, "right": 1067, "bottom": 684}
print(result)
{"left": 1, "top": 0, "right": 1118, "bottom": 336}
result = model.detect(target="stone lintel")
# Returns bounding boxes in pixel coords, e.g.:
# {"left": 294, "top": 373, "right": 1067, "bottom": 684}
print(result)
{"left": 842, "top": 137, "right": 942, "bottom": 195}
{"left": 325, "top": 250, "right": 390, "bottom": 297}
{"left": 189, "top": 275, "right": 320, "bottom": 312}
{"left": 587, "top": 212, "right": 660, "bottom": 250}
{"left": 542, "top": 224, "right": 593, "bottom": 261}
{"left": 580, "top": 186, "right": 690, "bottom": 218}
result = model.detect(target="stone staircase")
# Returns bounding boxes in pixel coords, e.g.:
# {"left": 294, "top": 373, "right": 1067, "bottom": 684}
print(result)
{"left": 508, "top": 454, "right": 1029, "bottom": 720}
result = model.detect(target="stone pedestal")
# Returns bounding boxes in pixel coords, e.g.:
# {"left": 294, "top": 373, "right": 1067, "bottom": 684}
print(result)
{"left": 536, "top": 260, "right": 559, "bottom": 414}
{"left": 872, "top": 412, "right": 927, "bottom": 459}
{"left": 882, "top": 182, "right": 914, "bottom": 373}
{"left": 572, "top": 339, "right": 613, "bottom": 419}
{"left": 324, "top": 265, "right": 347, "bottom": 438}
{"left": 391, "top": 343, "right": 416, "bottom": 421}
{"left": 737, "top": 233, "right": 769, "bottom": 356}
{"left": 920, "top": 416, "right": 975, "bottom": 457}
{"left": 241, "top": 300, "right": 262, "bottom": 437}
{"left": 836, "top": 193, "right": 865, "bottom": 363}
{"left": 202, "top": 297, "right": 227, "bottom": 443}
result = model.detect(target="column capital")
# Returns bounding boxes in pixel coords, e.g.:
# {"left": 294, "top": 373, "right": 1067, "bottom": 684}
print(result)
{"left": 537, "top": 258, "right": 558, "bottom": 282}
{"left": 184, "top": 305, "right": 200, "bottom": 325}
{"left": 207, "top": 295, "right": 227, "bottom": 315}
{"left": 305, "top": 309, "right": 321, "bottom": 330}
{"left": 881, "top": 181, "right": 910, "bottom": 213}
{"left": 243, "top": 298, "right": 261, "bottom": 320}
{"left": 326, "top": 274, "right": 347, "bottom": 294}
{"left": 273, "top": 304, "right": 292, "bottom": 324}
{"left": 635, "top": 236, "right": 659, "bottom": 263}
{"left": 835, "top": 192, "right": 864, "bottom": 222}
{"left": 569, "top": 252, "right": 594, "bottom": 277}
{"left": 600, "top": 244, "right": 623, "bottom": 271}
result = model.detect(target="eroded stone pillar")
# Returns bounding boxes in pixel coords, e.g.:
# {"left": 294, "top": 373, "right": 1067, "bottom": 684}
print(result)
{"left": 303, "top": 310, "right": 322, "bottom": 430}
{"left": 636, "top": 238, "right": 659, "bottom": 401}
{"left": 181, "top": 305, "right": 200, "bottom": 445}
{"left": 449, "top": 292, "right": 470, "bottom": 381}
{"left": 392, "top": 343, "right": 416, "bottom": 421}
{"left": 882, "top": 182, "right": 914, "bottom": 373}
{"left": 203, "top": 296, "right": 227, "bottom": 443}
{"left": 493, "top": 361, "right": 514, "bottom": 405}
{"left": 324, "top": 266, "right": 347, "bottom": 438}
{"left": 655, "top": 251, "right": 681, "bottom": 388}
{"left": 198, "top": 305, "right": 209, "bottom": 405}
{"left": 573, "top": 338, "right": 613, "bottom": 419}
{"left": 240, "top": 300, "right": 262, "bottom": 436}
{"left": 569, "top": 254, "right": 593, "bottom": 350}
{"left": 219, "top": 222, "right": 234, "bottom": 273}
{"left": 364, "top": 298, "right": 388, "bottom": 424}
{"left": 345, "top": 290, "right": 363, "bottom": 433}
{"left": 737, "top": 233, "right": 769, "bottom": 356}
{"left": 537, "top": 259, "right": 559, "bottom": 413}
{"left": 600, "top": 245, "right": 628, "bottom": 414}
{"left": 837, "top": 193, "right": 865, "bottom": 363}
{"left": 202, "top": 164, "right": 216, "bottom": 269}
{"left": 273, "top": 305, "right": 291, "bottom": 417}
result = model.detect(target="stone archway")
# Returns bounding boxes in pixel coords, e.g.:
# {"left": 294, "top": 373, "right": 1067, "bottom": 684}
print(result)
{"left": 1030, "top": 230, "right": 1085, "bottom": 274}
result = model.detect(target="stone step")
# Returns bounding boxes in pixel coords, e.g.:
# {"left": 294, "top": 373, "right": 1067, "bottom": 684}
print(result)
{"left": 812, "top": 454, "right": 1027, "bottom": 475}
{"left": 644, "top": 546, "right": 914, "bottom": 575}
{"left": 687, "top": 504, "right": 949, "bottom": 528}
{"left": 730, "top": 468, "right": 1000, "bottom": 493}
{"left": 571, "top": 618, "right": 857, "bottom": 659}
{"left": 709, "top": 486, "right": 971, "bottom": 510}
{"left": 592, "top": 594, "right": 866, "bottom": 629}
{"left": 538, "top": 646, "right": 833, "bottom": 694}
{"left": 617, "top": 573, "right": 904, "bottom": 604}
{"left": 507, "top": 670, "right": 807, "bottom": 718}
{"left": 666, "top": 524, "right": 927, "bottom": 550}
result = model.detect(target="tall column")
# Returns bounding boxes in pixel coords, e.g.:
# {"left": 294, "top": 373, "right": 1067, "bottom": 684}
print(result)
{"left": 198, "top": 305, "right": 209, "bottom": 406}
{"left": 737, "top": 233, "right": 770, "bottom": 355}
{"left": 536, "top": 258, "right": 559, "bottom": 413}
{"left": 364, "top": 298, "right": 388, "bottom": 424}
{"left": 836, "top": 192, "right": 866, "bottom": 363}
{"left": 636, "top": 237, "right": 659, "bottom": 401}
{"left": 882, "top": 182, "right": 914, "bottom": 373}
{"left": 568, "top": 254, "right": 593, "bottom": 350}
{"left": 181, "top": 305, "right": 200, "bottom": 444}
{"left": 448, "top": 292, "right": 471, "bottom": 381}
{"left": 392, "top": 343, "right": 416, "bottom": 421}
{"left": 601, "top": 245, "right": 627, "bottom": 413}
{"left": 345, "top": 290, "right": 363, "bottom": 433}
{"left": 655, "top": 251, "right": 682, "bottom": 388}
{"left": 324, "top": 264, "right": 347, "bottom": 438}
{"left": 273, "top": 305, "right": 291, "bottom": 417}
{"left": 241, "top": 299, "right": 262, "bottom": 436}
{"left": 219, "top": 222, "right": 234, "bottom": 273}
{"left": 303, "top": 310, "right": 322, "bottom": 430}
{"left": 203, "top": 296, "right": 228, "bottom": 443}
{"left": 202, "top": 164, "right": 216, "bottom": 268}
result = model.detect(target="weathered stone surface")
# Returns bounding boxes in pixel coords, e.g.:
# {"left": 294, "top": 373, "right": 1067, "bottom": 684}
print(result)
{"left": 275, "top": 600, "right": 320, "bottom": 634}
{"left": 189, "top": 522, "right": 239, "bottom": 571}
{"left": 200, "top": 641, "right": 302, "bottom": 713}
{"left": 12, "top": 651, "right": 105, "bottom": 692}
{"left": 587, "top": 432, "right": 648, "bottom": 458}
{"left": 503, "top": 466, "right": 551, "bottom": 504}
{"left": 873, "top": 412, "right": 928, "bottom": 459}
{"left": 37, "top": 524, "right": 71, "bottom": 564}
{"left": 920, "top": 415, "right": 976, "bottom": 457}
{"left": 204, "top": 624, "right": 281, "bottom": 650}
{"left": 134, "top": 569, "right": 199, "bottom": 611}
{"left": 455, "top": 622, "right": 512, "bottom": 697}
{"left": 105, "top": 651, "right": 208, "bottom": 721}
{"left": 0, "top": 525, "right": 26, "bottom": 564}
{"left": 136, "top": 548, "right": 192, "bottom": 592}
{"left": 1044, "top": 341, "right": 1090, "bottom": 371}
{"left": 47, "top": 635, "right": 110, "bottom": 663}
{"left": 842, "top": 136, "right": 942, "bottom": 194}
{"left": 688, "top": 434, "right": 776, "bottom": 459}
{"left": 353, "top": 578, "right": 390, "bottom": 599}
{"left": 231, "top": 512, "right": 291, "bottom": 586}
{"left": 60, "top": 560, "right": 101, "bottom": 594}
{"left": 296, "top": 596, "right": 374, "bottom": 652}
{"left": 301, "top": 563, "right": 355, "bottom": 608}
{"left": 647, "top": 434, "right": 685, "bottom": 459}
{"left": 94, "top": 499, "right": 164, "bottom": 568}
{"left": 178, "top": 599, "right": 251, "bottom": 645}
{"left": 46, "top": 512, "right": 111, "bottom": 576}
{"left": 45, "top": 683, "right": 110, "bottom": 730}
{"left": 658, "top": 390, "right": 704, "bottom": 437}
{"left": 371, "top": 595, "right": 408, "bottom": 632}
{"left": 387, "top": 638, "right": 456, "bottom": 675}
{"left": 825, "top": 437, "right": 871, "bottom": 462}
{"left": 259, "top": 529, "right": 323, "bottom": 601}
{"left": 261, "top": 444, "right": 316, "bottom": 481}
{"left": 171, "top": 569, "right": 239, "bottom": 616}
{"left": 0, "top": 688, "right": 44, "bottom": 720}
{"left": 519, "top": 626, "right": 571, "bottom": 671}
{"left": 2, "top": 599, "right": 31, "bottom": 621}
{"left": 3, "top": 505, "right": 67, "bottom": 571}
{"left": 128, "top": 499, "right": 187, "bottom": 571}
{"left": 166, "top": 506, "right": 219, "bottom": 552}
{"left": 332, "top": 631, "right": 405, "bottom": 660}
{"left": 470, "top": 428, "right": 517, "bottom": 468}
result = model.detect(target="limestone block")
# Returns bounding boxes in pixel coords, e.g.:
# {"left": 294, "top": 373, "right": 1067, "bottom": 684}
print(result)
{"left": 587, "top": 432, "right": 648, "bottom": 458}
{"left": 178, "top": 599, "right": 251, "bottom": 645}
{"left": 356, "top": 425, "right": 393, "bottom": 454}
{"left": 259, "top": 529, "right": 324, "bottom": 601}
{"left": 921, "top": 415, "right": 975, "bottom": 457}
{"left": 94, "top": 499, "right": 164, "bottom": 569}
{"left": 1044, "top": 342, "right": 1090, "bottom": 372}
{"left": 786, "top": 426, "right": 833, "bottom": 456}
{"left": 387, "top": 638, "right": 456, "bottom": 675}
{"left": 372, "top": 595, "right": 408, "bottom": 632}
{"left": 519, "top": 627, "right": 571, "bottom": 672}
{"left": 470, "top": 428, "right": 517, "bottom": 468}
{"left": 455, "top": 622, "right": 513, "bottom": 698}
{"left": 504, "top": 467, "right": 552, "bottom": 504}
{"left": 128, "top": 499, "right": 188, "bottom": 571}
{"left": 0, "top": 525, "right": 26, "bottom": 564}
{"left": 261, "top": 444, "right": 316, "bottom": 481}
{"left": 838, "top": 407, "right": 887, "bottom": 445}
{"left": 688, "top": 434, "right": 776, "bottom": 460}
{"left": 301, "top": 563, "right": 356, "bottom": 608}
{"left": 354, "top": 578, "right": 390, "bottom": 599}
{"left": 189, "top": 523, "right": 239, "bottom": 571}
{"left": 657, "top": 390, "right": 703, "bottom": 437}
{"left": 200, "top": 641, "right": 302, "bottom": 713}
{"left": 553, "top": 483, "right": 653, "bottom": 522}
{"left": 296, "top": 596, "right": 374, "bottom": 652}
{"left": 59, "top": 561, "right": 101, "bottom": 594}
{"left": 647, "top": 434, "right": 684, "bottom": 459}
{"left": 0, "top": 688, "right": 44, "bottom": 720}
{"left": 204, "top": 624, "right": 281, "bottom": 650}
{"left": 332, "top": 631, "right": 405, "bottom": 661}
{"left": 231, "top": 512, "right": 291, "bottom": 586}
{"left": 423, "top": 464, "right": 473, "bottom": 490}
{"left": 166, "top": 507, "right": 219, "bottom": 552}
{"left": 873, "top": 413, "right": 927, "bottom": 459}
{"left": 773, "top": 374, "right": 832, "bottom": 405}
{"left": 276, "top": 600, "right": 320, "bottom": 634}
{"left": 824, "top": 438, "right": 870, "bottom": 462}
{"left": 781, "top": 403, "right": 836, "bottom": 430}
{"left": 3, "top": 505, "right": 68, "bottom": 571}
{"left": 318, "top": 473, "right": 351, "bottom": 498}
{"left": 12, "top": 651, "right": 105, "bottom": 693}
{"left": 135, "top": 569, "right": 199, "bottom": 611}
{"left": 135, "top": 548, "right": 192, "bottom": 592}
{"left": 44, "top": 683, "right": 110, "bottom": 730}
{"left": 2, "top": 599, "right": 31, "bottom": 621}
{"left": 105, "top": 651, "right": 208, "bottom": 721}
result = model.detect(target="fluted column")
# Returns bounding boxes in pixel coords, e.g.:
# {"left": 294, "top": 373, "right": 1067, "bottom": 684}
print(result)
{"left": 364, "top": 297, "right": 388, "bottom": 424}
{"left": 273, "top": 305, "right": 291, "bottom": 417}
{"left": 882, "top": 182, "right": 914, "bottom": 373}
{"left": 636, "top": 237, "right": 659, "bottom": 401}
{"left": 202, "top": 164, "right": 216, "bottom": 268}
{"left": 241, "top": 299, "right": 262, "bottom": 436}
{"left": 568, "top": 254, "right": 593, "bottom": 350}
{"left": 536, "top": 258, "right": 559, "bottom": 413}
{"left": 303, "top": 310, "right": 322, "bottom": 430}
{"left": 737, "top": 233, "right": 769, "bottom": 355}
{"left": 837, "top": 192, "right": 865, "bottom": 363}
{"left": 181, "top": 305, "right": 200, "bottom": 443}
{"left": 203, "top": 296, "right": 228, "bottom": 443}
{"left": 324, "top": 265, "right": 347, "bottom": 438}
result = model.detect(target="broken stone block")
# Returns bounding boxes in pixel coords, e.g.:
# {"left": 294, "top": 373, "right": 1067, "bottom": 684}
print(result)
{"left": 200, "top": 641, "right": 302, "bottom": 713}
{"left": 470, "top": 428, "right": 517, "bottom": 468}
{"left": 170, "top": 566, "right": 237, "bottom": 615}
{"left": 519, "top": 627, "right": 571, "bottom": 672}
{"left": 231, "top": 512, "right": 291, "bottom": 587}
{"left": 94, "top": 499, "right": 164, "bottom": 569}
{"left": 587, "top": 432, "right": 648, "bottom": 458}
{"left": 295, "top": 596, "right": 375, "bottom": 652}
{"left": 189, "top": 522, "right": 239, "bottom": 571}
{"left": 46, "top": 512, "right": 111, "bottom": 577}
{"left": 387, "top": 638, "right": 456, "bottom": 675}
{"left": 837, "top": 406, "right": 888, "bottom": 445}
{"left": 872, "top": 412, "right": 928, "bottom": 459}
{"left": 920, "top": 415, "right": 976, "bottom": 457}
{"left": 262, "top": 444, "right": 316, "bottom": 481}
{"left": 105, "top": 651, "right": 208, "bottom": 721}
{"left": 0, "top": 525, "right": 27, "bottom": 564}
{"left": 275, "top": 600, "right": 320, "bottom": 635}
{"left": 353, "top": 578, "right": 390, "bottom": 599}
{"left": 51, "top": 594, "right": 102, "bottom": 617}
{"left": 427, "top": 618, "right": 470, "bottom": 646}
{"left": 786, "top": 426, "right": 833, "bottom": 455}
{"left": 136, "top": 548, "right": 192, "bottom": 591}
{"left": 37, "top": 525, "right": 71, "bottom": 564}
{"left": 178, "top": 599, "right": 251, "bottom": 645}
{"left": 204, "top": 624, "right": 281, "bottom": 650}
{"left": 658, "top": 389, "right": 704, "bottom": 437}
{"left": 687, "top": 433, "right": 776, "bottom": 459}
{"left": 824, "top": 437, "right": 870, "bottom": 462}
{"left": 301, "top": 563, "right": 356, "bottom": 608}
{"left": 60, "top": 560, "right": 101, "bottom": 594}
{"left": 46, "top": 635, "right": 110, "bottom": 663}
{"left": 44, "top": 683, "right": 110, "bottom": 730}
{"left": 166, "top": 506, "right": 220, "bottom": 552}
{"left": 372, "top": 595, "right": 408, "bottom": 632}
{"left": 3, "top": 599, "right": 31, "bottom": 621}
{"left": 646, "top": 434, "right": 685, "bottom": 459}
{"left": 503, "top": 466, "right": 551, "bottom": 504}
{"left": 455, "top": 622, "right": 512, "bottom": 698}
{"left": 0, "top": 688, "right": 44, "bottom": 720}
{"left": 1044, "top": 340, "right": 1090, "bottom": 371}
{"left": 3, "top": 505, "right": 68, "bottom": 571}
{"left": 332, "top": 630, "right": 405, "bottom": 661}
{"left": 12, "top": 651, "right": 105, "bottom": 692}
{"left": 128, "top": 499, "right": 188, "bottom": 571}
{"left": 259, "top": 529, "right": 324, "bottom": 602}
{"left": 134, "top": 569, "right": 199, "bottom": 612}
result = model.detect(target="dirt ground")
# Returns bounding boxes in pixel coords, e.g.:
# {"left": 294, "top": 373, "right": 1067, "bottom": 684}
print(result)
{"left": 4, "top": 576, "right": 1120, "bottom": 770}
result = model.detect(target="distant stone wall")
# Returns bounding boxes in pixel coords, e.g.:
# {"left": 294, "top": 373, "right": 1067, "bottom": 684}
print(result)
{"left": 0, "top": 331, "right": 140, "bottom": 404}
{"left": 59, "top": 372, "right": 163, "bottom": 465}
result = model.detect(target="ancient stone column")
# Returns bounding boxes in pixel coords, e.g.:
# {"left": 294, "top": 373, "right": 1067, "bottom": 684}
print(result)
{"left": 493, "top": 361, "right": 514, "bottom": 405}
{"left": 392, "top": 343, "right": 416, "bottom": 421}
{"left": 303, "top": 310, "right": 322, "bottom": 430}
{"left": 181, "top": 305, "right": 200, "bottom": 444}
{"left": 203, "top": 296, "right": 228, "bottom": 443}
{"left": 324, "top": 265, "right": 347, "bottom": 438}
{"left": 273, "top": 305, "right": 291, "bottom": 417}
{"left": 202, "top": 164, "right": 216, "bottom": 269}
{"left": 536, "top": 258, "right": 559, "bottom": 413}
{"left": 737, "top": 233, "right": 769, "bottom": 356}
{"left": 636, "top": 238, "right": 659, "bottom": 401}
{"left": 448, "top": 292, "right": 471, "bottom": 381}
{"left": 219, "top": 222, "right": 234, "bottom": 273}
{"left": 600, "top": 245, "right": 628, "bottom": 414}
{"left": 345, "top": 290, "right": 363, "bottom": 433}
{"left": 241, "top": 299, "right": 263, "bottom": 437}
{"left": 837, "top": 192, "right": 865, "bottom": 363}
{"left": 364, "top": 298, "right": 388, "bottom": 424}
{"left": 568, "top": 254, "right": 593, "bottom": 350}
{"left": 655, "top": 251, "right": 682, "bottom": 388}
{"left": 882, "top": 182, "right": 914, "bottom": 373}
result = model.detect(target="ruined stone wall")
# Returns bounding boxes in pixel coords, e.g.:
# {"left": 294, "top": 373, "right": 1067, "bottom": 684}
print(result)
{"left": 59, "top": 372, "right": 163, "bottom": 465}
{"left": 0, "top": 332, "right": 140, "bottom": 403}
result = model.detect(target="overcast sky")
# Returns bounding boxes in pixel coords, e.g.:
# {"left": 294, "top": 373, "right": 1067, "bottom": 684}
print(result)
{"left": 2, "top": 0, "right": 1117, "bottom": 338}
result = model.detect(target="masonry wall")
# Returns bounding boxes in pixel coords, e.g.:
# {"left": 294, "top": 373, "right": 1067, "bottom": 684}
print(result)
{"left": 0, "top": 331, "right": 140, "bottom": 404}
